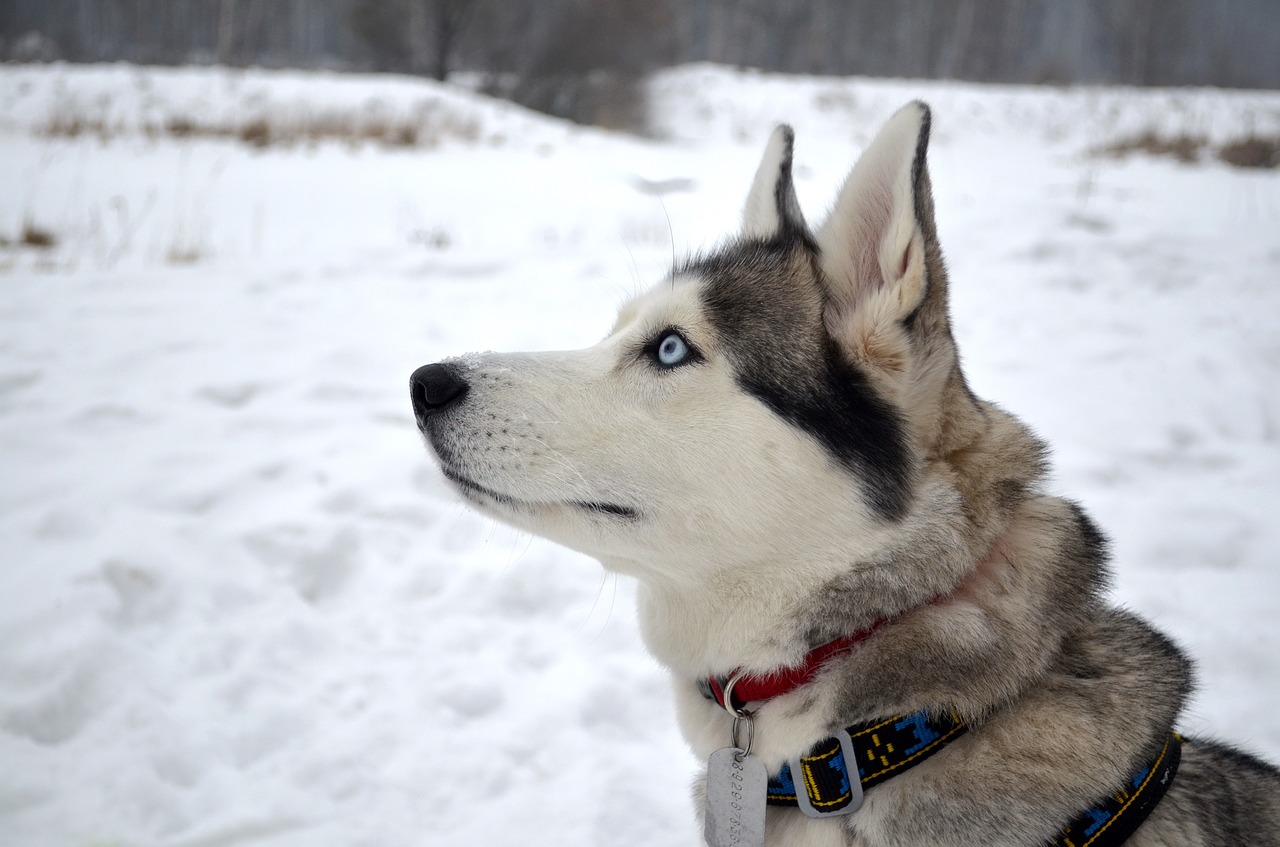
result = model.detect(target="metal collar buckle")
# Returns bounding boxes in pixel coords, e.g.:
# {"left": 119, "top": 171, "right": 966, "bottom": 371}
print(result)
{"left": 791, "top": 728, "right": 863, "bottom": 818}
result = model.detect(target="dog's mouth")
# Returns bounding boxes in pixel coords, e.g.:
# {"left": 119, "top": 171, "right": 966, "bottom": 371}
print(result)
{"left": 441, "top": 467, "right": 638, "bottom": 520}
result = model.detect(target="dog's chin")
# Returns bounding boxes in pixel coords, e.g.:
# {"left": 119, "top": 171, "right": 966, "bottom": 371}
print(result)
{"left": 439, "top": 466, "right": 639, "bottom": 523}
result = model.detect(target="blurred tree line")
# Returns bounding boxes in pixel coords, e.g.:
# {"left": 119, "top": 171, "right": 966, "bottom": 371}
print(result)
{"left": 2, "top": 0, "right": 1277, "bottom": 126}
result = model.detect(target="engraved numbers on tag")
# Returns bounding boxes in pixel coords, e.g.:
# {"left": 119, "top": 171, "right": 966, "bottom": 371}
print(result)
{"left": 704, "top": 746, "right": 767, "bottom": 847}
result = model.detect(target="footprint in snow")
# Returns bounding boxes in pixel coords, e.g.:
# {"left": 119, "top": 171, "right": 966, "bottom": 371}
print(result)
{"left": 196, "top": 383, "right": 265, "bottom": 408}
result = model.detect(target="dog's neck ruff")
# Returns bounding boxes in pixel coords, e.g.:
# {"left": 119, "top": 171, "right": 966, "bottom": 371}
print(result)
{"left": 696, "top": 617, "right": 1182, "bottom": 845}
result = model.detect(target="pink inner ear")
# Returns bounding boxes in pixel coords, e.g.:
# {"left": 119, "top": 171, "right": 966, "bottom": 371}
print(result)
{"left": 845, "top": 184, "right": 895, "bottom": 304}
{"left": 819, "top": 108, "right": 928, "bottom": 311}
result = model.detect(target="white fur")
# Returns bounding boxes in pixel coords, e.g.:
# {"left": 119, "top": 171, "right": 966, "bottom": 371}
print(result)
{"left": 437, "top": 275, "right": 897, "bottom": 678}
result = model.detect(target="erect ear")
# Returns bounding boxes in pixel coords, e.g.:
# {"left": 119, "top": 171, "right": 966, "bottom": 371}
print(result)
{"left": 741, "top": 124, "right": 809, "bottom": 240}
{"left": 816, "top": 102, "right": 935, "bottom": 338}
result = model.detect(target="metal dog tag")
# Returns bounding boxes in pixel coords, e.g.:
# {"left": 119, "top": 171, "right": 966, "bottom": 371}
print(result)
{"left": 704, "top": 747, "right": 766, "bottom": 847}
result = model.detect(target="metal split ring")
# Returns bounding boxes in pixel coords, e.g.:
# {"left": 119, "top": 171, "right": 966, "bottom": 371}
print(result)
{"left": 731, "top": 710, "right": 755, "bottom": 758}
{"left": 721, "top": 671, "right": 755, "bottom": 759}
{"left": 721, "top": 672, "right": 745, "bottom": 717}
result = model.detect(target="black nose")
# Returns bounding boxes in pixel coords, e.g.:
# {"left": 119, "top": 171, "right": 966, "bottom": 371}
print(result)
{"left": 410, "top": 363, "right": 470, "bottom": 425}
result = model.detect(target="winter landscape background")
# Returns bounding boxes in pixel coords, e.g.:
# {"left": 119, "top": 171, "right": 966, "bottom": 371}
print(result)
{"left": 1, "top": 63, "right": 1279, "bottom": 846}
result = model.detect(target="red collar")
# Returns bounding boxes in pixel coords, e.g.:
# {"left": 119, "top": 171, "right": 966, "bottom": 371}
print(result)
{"left": 699, "top": 617, "right": 893, "bottom": 713}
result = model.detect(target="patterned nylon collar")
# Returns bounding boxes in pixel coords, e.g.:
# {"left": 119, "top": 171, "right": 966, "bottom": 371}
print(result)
{"left": 767, "top": 709, "right": 967, "bottom": 816}
{"left": 1047, "top": 733, "right": 1182, "bottom": 847}
{"left": 751, "top": 706, "right": 1180, "bottom": 847}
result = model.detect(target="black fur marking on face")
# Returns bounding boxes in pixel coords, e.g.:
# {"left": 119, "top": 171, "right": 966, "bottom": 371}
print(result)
{"left": 746, "top": 336, "right": 913, "bottom": 521}
{"left": 691, "top": 241, "right": 913, "bottom": 521}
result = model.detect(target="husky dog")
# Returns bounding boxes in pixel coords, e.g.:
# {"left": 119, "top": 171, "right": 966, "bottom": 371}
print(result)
{"left": 411, "top": 103, "right": 1280, "bottom": 846}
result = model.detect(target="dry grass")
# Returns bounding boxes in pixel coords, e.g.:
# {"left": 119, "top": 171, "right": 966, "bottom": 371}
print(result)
{"left": 38, "top": 98, "right": 484, "bottom": 152}
{"left": 20, "top": 219, "right": 57, "bottom": 249}
{"left": 1094, "top": 131, "right": 1207, "bottom": 164}
{"left": 1218, "top": 136, "right": 1280, "bottom": 169}
{"left": 39, "top": 113, "right": 112, "bottom": 142}
{"left": 0, "top": 219, "right": 59, "bottom": 260}
{"left": 1095, "top": 131, "right": 1280, "bottom": 170}
{"left": 165, "top": 244, "right": 206, "bottom": 265}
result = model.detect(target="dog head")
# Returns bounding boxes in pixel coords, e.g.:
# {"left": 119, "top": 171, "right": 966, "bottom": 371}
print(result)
{"left": 412, "top": 103, "right": 991, "bottom": 590}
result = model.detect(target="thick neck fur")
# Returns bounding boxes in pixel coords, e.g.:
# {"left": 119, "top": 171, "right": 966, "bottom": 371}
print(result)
{"left": 626, "top": 211, "right": 1085, "bottom": 709}
{"left": 625, "top": 366, "right": 1113, "bottom": 762}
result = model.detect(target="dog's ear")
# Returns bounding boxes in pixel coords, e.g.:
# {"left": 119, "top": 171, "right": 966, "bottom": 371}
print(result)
{"left": 742, "top": 124, "right": 808, "bottom": 241}
{"left": 816, "top": 103, "right": 985, "bottom": 456}
{"left": 816, "top": 102, "right": 935, "bottom": 334}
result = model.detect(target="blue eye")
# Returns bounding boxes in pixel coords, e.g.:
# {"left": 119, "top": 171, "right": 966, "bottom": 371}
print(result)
{"left": 655, "top": 332, "right": 690, "bottom": 367}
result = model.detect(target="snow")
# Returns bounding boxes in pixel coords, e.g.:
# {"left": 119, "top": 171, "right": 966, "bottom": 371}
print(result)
{"left": 1, "top": 63, "right": 1278, "bottom": 846}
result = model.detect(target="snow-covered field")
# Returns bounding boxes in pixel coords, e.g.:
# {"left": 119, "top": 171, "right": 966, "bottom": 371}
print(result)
{"left": 1, "top": 63, "right": 1278, "bottom": 847}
